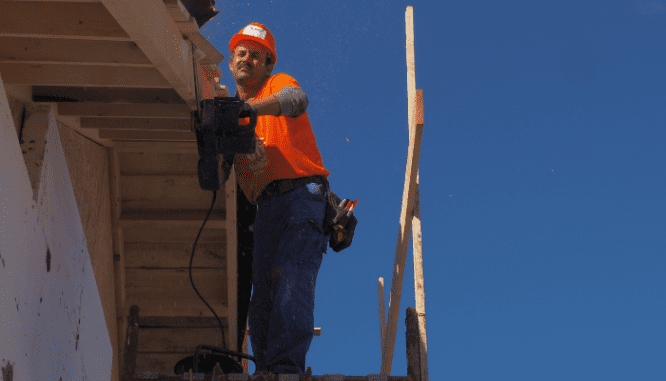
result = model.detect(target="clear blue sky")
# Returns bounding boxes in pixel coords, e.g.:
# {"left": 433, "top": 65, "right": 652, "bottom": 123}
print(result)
{"left": 202, "top": 1, "right": 666, "bottom": 379}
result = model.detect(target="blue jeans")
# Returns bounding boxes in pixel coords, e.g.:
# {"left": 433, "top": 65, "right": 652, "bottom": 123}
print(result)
{"left": 248, "top": 182, "right": 327, "bottom": 375}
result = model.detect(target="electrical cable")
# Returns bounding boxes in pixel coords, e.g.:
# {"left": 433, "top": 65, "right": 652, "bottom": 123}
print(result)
{"left": 188, "top": 190, "right": 227, "bottom": 350}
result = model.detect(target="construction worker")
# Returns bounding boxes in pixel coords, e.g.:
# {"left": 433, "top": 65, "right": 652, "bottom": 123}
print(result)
{"left": 225, "top": 23, "right": 329, "bottom": 376}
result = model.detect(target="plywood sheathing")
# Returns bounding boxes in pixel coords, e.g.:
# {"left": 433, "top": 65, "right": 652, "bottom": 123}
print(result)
{"left": 57, "top": 121, "right": 118, "bottom": 381}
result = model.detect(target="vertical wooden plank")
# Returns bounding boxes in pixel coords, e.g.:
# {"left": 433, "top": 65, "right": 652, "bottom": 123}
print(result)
{"left": 411, "top": 171, "right": 429, "bottom": 381}
{"left": 121, "top": 305, "right": 140, "bottom": 381}
{"left": 381, "top": 6, "right": 423, "bottom": 375}
{"left": 378, "top": 277, "right": 386, "bottom": 356}
{"left": 225, "top": 168, "right": 238, "bottom": 354}
{"left": 108, "top": 147, "right": 127, "bottom": 374}
{"left": 405, "top": 307, "right": 421, "bottom": 381}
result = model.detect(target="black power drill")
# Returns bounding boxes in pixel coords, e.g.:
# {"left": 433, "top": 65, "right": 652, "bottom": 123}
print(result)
{"left": 194, "top": 97, "right": 257, "bottom": 191}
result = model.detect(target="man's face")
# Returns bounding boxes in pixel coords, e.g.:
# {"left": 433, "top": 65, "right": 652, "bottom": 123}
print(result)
{"left": 229, "top": 41, "right": 271, "bottom": 85}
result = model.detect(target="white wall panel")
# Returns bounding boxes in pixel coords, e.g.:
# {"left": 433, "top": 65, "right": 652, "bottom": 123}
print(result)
{"left": 0, "top": 74, "right": 112, "bottom": 381}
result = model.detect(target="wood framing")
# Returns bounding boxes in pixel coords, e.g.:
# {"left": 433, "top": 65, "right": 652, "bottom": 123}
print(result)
{"left": 225, "top": 169, "right": 239, "bottom": 356}
{"left": 98, "top": 0, "right": 197, "bottom": 108}
{"left": 381, "top": 6, "right": 425, "bottom": 376}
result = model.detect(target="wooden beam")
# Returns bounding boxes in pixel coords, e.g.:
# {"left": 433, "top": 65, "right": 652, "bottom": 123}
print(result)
{"left": 225, "top": 168, "right": 238, "bottom": 354}
{"left": 119, "top": 210, "right": 225, "bottom": 230}
{"left": 99, "top": 0, "right": 197, "bottom": 109}
{"left": 117, "top": 151, "right": 198, "bottom": 175}
{"left": 0, "top": 1, "right": 130, "bottom": 40}
{"left": 82, "top": 117, "right": 190, "bottom": 131}
{"left": 378, "top": 277, "right": 386, "bottom": 357}
{"left": 121, "top": 305, "right": 140, "bottom": 381}
{"left": 124, "top": 268, "right": 227, "bottom": 317}
{"left": 0, "top": 63, "right": 170, "bottom": 88}
{"left": 405, "top": 307, "right": 421, "bottom": 381}
{"left": 113, "top": 141, "right": 197, "bottom": 154}
{"left": 99, "top": 129, "right": 195, "bottom": 141}
{"left": 245, "top": 327, "right": 322, "bottom": 337}
{"left": 109, "top": 147, "right": 128, "bottom": 376}
{"left": 34, "top": 86, "right": 183, "bottom": 104}
{"left": 381, "top": 6, "right": 424, "bottom": 376}
{"left": 58, "top": 103, "right": 190, "bottom": 118}
{"left": 411, "top": 173, "right": 429, "bottom": 381}
{"left": 0, "top": 37, "right": 150, "bottom": 66}
{"left": 120, "top": 174, "right": 219, "bottom": 210}
{"left": 163, "top": 0, "right": 192, "bottom": 22}
{"left": 125, "top": 242, "right": 226, "bottom": 269}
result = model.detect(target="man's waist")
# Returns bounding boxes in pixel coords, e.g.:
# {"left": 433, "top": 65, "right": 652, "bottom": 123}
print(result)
{"left": 257, "top": 175, "right": 326, "bottom": 205}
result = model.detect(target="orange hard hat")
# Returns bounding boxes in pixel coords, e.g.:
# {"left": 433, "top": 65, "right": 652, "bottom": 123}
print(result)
{"left": 229, "top": 23, "right": 277, "bottom": 63}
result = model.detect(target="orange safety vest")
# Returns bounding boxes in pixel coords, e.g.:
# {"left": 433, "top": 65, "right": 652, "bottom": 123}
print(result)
{"left": 234, "top": 73, "right": 329, "bottom": 204}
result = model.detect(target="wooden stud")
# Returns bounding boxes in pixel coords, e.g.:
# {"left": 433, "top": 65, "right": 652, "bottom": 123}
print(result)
{"left": 120, "top": 305, "right": 140, "bottom": 381}
{"left": 226, "top": 168, "right": 239, "bottom": 355}
{"left": 412, "top": 173, "right": 428, "bottom": 381}
{"left": 405, "top": 307, "right": 421, "bottom": 381}
{"left": 109, "top": 147, "right": 127, "bottom": 375}
{"left": 381, "top": 6, "right": 424, "bottom": 375}
{"left": 378, "top": 277, "right": 386, "bottom": 356}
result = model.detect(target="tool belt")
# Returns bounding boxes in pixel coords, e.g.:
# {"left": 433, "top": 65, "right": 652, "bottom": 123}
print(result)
{"left": 256, "top": 175, "right": 325, "bottom": 205}
{"left": 257, "top": 175, "right": 357, "bottom": 253}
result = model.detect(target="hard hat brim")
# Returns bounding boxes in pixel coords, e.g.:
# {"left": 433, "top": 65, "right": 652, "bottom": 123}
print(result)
{"left": 229, "top": 35, "right": 277, "bottom": 63}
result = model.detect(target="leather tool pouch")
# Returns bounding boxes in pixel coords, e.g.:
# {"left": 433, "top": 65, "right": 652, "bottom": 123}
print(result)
{"left": 322, "top": 181, "right": 358, "bottom": 253}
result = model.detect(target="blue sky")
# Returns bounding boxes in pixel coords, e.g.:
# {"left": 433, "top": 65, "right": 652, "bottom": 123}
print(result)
{"left": 202, "top": 1, "right": 666, "bottom": 379}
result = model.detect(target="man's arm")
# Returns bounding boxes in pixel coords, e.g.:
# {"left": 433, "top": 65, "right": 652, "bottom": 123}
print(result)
{"left": 247, "top": 86, "right": 309, "bottom": 117}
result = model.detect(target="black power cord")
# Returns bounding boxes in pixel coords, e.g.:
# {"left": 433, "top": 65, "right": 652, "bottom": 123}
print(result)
{"left": 189, "top": 190, "right": 227, "bottom": 350}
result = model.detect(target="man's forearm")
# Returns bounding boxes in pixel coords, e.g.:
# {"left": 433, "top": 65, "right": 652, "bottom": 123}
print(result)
{"left": 247, "top": 87, "right": 309, "bottom": 117}
{"left": 247, "top": 95, "right": 281, "bottom": 116}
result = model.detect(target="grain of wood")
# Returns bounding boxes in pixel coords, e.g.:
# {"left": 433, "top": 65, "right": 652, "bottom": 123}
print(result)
{"left": 225, "top": 169, "right": 238, "bottom": 353}
{"left": 0, "top": 38, "right": 150, "bottom": 66}
{"left": 82, "top": 118, "right": 191, "bottom": 131}
{"left": 0, "top": 2, "right": 130, "bottom": 39}
{"left": 0, "top": 63, "right": 170, "bottom": 88}
{"left": 381, "top": 6, "right": 423, "bottom": 375}
{"left": 58, "top": 103, "right": 191, "bottom": 118}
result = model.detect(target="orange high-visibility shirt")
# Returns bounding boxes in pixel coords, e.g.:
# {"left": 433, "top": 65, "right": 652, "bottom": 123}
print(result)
{"left": 234, "top": 73, "right": 329, "bottom": 204}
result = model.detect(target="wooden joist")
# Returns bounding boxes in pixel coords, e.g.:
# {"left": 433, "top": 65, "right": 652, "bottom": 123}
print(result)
{"left": 114, "top": 141, "right": 198, "bottom": 154}
{"left": 0, "top": 1, "right": 130, "bottom": 40}
{"left": 58, "top": 102, "right": 191, "bottom": 118}
{"left": 0, "top": 38, "right": 150, "bottom": 66}
{"left": 120, "top": 174, "right": 218, "bottom": 210}
{"left": 34, "top": 87, "right": 184, "bottom": 104}
{"left": 125, "top": 243, "right": 225, "bottom": 269}
{"left": 0, "top": 63, "right": 170, "bottom": 88}
{"left": 99, "top": 0, "right": 197, "bottom": 109}
{"left": 99, "top": 129, "right": 195, "bottom": 141}
{"left": 81, "top": 118, "right": 190, "bottom": 131}
{"left": 125, "top": 268, "right": 227, "bottom": 317}
{"left": 119, "top": 210, "right": 225, "bottom": 230}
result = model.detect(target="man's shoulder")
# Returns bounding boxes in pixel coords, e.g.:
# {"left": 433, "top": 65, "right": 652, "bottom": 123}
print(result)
{"left": 268, "top": 73, "right": 300, "bottom": 88}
